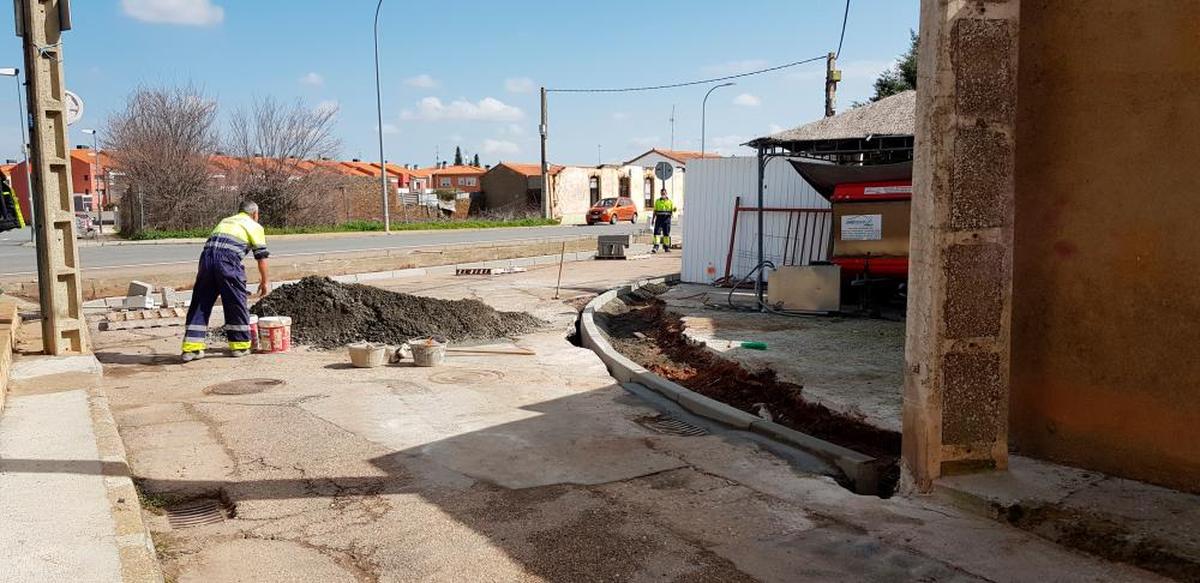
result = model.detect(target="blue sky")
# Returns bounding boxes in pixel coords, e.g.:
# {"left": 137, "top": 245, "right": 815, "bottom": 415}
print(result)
{"left": 0, "top": 0, "right": 918, "bottom": 167}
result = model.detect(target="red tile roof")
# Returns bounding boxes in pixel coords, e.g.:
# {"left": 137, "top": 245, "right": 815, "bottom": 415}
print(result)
{"left": 494, "top": 162, "right": 564, "bottom": 177}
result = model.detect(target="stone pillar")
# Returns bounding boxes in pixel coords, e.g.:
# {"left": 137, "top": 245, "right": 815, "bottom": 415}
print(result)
{"left": 903, "top": 0, "right": 1020, "bottom": 491}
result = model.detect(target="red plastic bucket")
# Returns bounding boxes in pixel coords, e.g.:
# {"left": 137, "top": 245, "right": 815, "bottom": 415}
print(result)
{"left": 257, "top": 316, "right": 292, "bottom": 353}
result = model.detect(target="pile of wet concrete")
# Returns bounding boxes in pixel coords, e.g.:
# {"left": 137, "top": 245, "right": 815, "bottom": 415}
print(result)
{"left": 251, "top": 276, "right": 544, "bottom": 349}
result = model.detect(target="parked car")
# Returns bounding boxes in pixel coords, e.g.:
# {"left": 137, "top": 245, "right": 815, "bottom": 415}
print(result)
{"left": 586, "top": 197, "right": 639, "bottom": 225}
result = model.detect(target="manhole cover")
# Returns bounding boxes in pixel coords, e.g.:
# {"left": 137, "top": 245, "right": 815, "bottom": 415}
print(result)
{"left": 203, "top": 378, "right": 285, "bottom": 395}
{"left": 640, "top": 416, "right": 709, "bottom": 437}
{"left": 428, "top": 369, "right": 506, "bottom": 385}
{"left": 166, "top": 498, "right": 231, "bottom": 529}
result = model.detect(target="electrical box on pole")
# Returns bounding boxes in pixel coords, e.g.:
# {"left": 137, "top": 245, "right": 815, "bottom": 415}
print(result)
{"left": 16, "top": 0, "right": 90, "bottom": 355}
{"left": 825, "top": 52, "right": 842, "bottom": 117}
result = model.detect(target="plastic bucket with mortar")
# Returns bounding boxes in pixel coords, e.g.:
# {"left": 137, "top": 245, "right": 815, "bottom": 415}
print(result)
{"left": 249, "top": 315, "right": 260, "bottom": 351}
{"left": 347, "top": 342, "right": 387, "bottom": 368}
{"left": 258, "top": 316, "right": 292, "bottom": 353}
{"left": 409, "top": 337, "right": 446, "bottom": 367}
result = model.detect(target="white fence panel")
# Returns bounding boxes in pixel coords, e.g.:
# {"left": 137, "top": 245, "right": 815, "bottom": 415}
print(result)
{"left": 682, "top": 157, "right": 830, "bottom": 284}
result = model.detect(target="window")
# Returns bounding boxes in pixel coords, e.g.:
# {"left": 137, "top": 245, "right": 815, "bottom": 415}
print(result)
{"left": 644, "top": 178, "right": 654, "bottom": 209}
{"left": 619, "top": 176, "right": 631, "bottom": 198}
{"left": 458, "top": 177, "right": 477, "bottom": 187}
{"left": 439, "top": 177, "right": 452, "bottom": 188}
{"left": 589, "top": 177, "right": 600, "bottom": 205}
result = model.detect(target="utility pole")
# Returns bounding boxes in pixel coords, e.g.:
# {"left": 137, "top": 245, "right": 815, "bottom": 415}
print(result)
{"left": 669, "top": 105, "right": 676, "bottom": 151}
{"left": 539, "top": 86, "right": 552, "bottom": 219}
{"left": 825, "top": 52, "right": 841, "bottom": 117}
{"left": 17, "top": 0, "right": 90, "bottom": 355}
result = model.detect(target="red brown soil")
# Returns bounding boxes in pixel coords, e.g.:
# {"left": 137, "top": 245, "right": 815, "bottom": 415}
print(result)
{"left": 599, "top": 299, "right": 901, "bottom": 469}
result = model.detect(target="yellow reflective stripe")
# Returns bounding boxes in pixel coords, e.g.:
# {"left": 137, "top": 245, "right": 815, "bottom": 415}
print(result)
{"left": 228, "top": 341, "right": 253, "bottom": 351}
{"left": 182, "top": 341, "right": 207, "bottom": 353}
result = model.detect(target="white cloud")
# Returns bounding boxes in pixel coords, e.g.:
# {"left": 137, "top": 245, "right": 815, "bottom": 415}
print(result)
{"left": 702, "top": 59, "right": 769, "bottom": 75}
{"left": 733, "top": 93, "right": 762, "bottom": 107}
{"left": 482, "top": 139, "right": 520, "bottom": 156}
{"left": 122, "top": 0, "right": 224, "bottom": 26}
{"left": 630, "top": 136, "right": 660, "bottom": 148}
{"left": 300, "top": 72, "right": 324, "bottom": 87}
{"left": 611, "top": 112, "right": 629, "bottom": 121}
{"left": 315, "top": 100, "right": 340, "bottom": 116}
{"left": 504, "top": 77, "right": 536, "bottom": 94}
{"left": 504, "top": 124, "right": 527, "bottom": 137}
{"left": 404, "top": 74, "right": 439, "bottom": 89}
{"left": 401, "top": 97, "right": 524, "bottom": 122}
{"left": 709, "top": 135, "right": 752, "bottom": 156}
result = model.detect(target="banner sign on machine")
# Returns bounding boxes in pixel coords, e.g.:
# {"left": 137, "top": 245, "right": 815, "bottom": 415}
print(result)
{"left": 841, "top": 214, "right": 883, "bottom": 241}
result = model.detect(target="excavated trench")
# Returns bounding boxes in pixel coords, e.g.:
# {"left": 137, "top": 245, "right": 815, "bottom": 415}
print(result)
{"left": 595, "top": 294, "right": 902, "bottom": 497}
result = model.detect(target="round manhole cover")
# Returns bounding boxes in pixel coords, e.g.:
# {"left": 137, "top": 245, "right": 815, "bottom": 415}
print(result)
{"left": 427, "top": 369, "right": 505, "bottom": 385}
{"left": 203, "top": 378, "right": 285, "bottom": 395}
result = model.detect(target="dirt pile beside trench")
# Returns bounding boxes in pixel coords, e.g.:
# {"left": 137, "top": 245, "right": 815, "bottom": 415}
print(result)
{"left": 251, "top": 276, "right": 544, "bottom": 348}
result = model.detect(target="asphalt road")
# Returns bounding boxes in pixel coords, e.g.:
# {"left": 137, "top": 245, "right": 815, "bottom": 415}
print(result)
{"left": 0, "top": 223, "right": 648, "bottom": 277}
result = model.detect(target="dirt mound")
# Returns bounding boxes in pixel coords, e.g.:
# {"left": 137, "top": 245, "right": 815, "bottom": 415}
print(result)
{"left": 251, "top": 276, "right": 544, "bottom": 348}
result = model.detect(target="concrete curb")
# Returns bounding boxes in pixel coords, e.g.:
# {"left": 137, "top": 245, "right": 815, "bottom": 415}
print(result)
{"left": 0, "top": 299, "right": 18, "bottom": 413}
{"left": 85, "top": 383, "right": 166, "bottom": 582}
{"left": 580, "top": 277, "right": 881, "bottom": 495}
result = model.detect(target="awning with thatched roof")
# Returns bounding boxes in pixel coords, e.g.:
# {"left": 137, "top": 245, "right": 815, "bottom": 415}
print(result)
{"left": 747, "top": 91, "right": 916, "bottom": 164}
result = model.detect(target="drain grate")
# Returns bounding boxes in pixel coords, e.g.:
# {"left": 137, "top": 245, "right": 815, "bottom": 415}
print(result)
{"left": 641, "top": 416, "right": 709, "bottom": 437}
{"left": 204, "top": 378, "right": 285, "bottom": 396}
{"left": 165, "top": 498, "right": 230, "bottom": 529}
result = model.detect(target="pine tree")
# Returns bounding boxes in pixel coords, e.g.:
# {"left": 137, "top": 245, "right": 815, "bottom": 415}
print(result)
{"left": 868, "top": 31, "right": 919, "bottom": 102}
{"left": 454, "top": 146, "right": 464, "bottom": 166}
{"left": 472, "top": 153, "right": 481, "bottom": 168}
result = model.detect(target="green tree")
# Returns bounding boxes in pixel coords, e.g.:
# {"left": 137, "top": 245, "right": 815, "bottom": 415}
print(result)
{"left": 472, "top": 153, "right": 481, "bottom": 167}
{"left": 869, "top": 30, "right": 919, "bottom": 102}
{"left": 454, "top": 146, "right": 464, "bottom": 166}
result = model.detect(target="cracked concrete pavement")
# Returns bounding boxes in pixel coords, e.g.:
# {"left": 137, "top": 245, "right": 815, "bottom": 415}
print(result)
{"left": 93, "top": 256, "right": 1166, "bottom": 582}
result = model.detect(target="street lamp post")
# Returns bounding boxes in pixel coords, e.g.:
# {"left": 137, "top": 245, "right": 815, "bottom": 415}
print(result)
{"left": 373, "top": 0, "right": 394, "bottom": 232}
{"left": 0, "top": 67, "right": 34, "bottom": 242}
{"left": 701, "top": 82, "right": 736, "bottom": 158}
{"left": 81, "top": 128, "right": 102, "bottom": 235}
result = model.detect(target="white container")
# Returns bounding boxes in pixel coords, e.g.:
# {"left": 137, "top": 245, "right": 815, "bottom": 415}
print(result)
{"left": 409, "top": 337, "right": 446, "bottom": 367}
{"left": 347, "top": 342, "right": 387, "bottom": 368}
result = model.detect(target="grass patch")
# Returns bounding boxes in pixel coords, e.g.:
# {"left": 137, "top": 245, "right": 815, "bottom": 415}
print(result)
{"left": 122, "top": 217, "right": 560, "bottom": 240}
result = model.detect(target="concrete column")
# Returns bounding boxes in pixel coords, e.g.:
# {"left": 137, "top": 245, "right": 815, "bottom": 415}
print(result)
{"left": 903, "top": 0, "right": 1020, "bottom": 490}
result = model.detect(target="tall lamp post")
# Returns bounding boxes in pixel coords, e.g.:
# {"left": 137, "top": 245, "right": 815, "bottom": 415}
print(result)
{"left": 373, "top": 0, "right": 393, "bottom": 232}
{"left": 81, "top": 128, "right": 102, "bottom": 234}
{"left": 0, "top": 67, "right": 34, "bottom": 242}
{"left": 701, "top": 82, "right": 735, "bottom": 157}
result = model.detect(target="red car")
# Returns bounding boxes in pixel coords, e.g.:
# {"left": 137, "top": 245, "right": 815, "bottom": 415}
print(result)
{"left": 586, "top": 197, "right": 639, "bottom": 225}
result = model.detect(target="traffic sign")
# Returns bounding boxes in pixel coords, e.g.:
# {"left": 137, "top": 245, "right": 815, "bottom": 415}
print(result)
{"left": 654, "top": 161, "right": 673, "bottom": 181}
{"left": 65, "top": 90, "right": 83, "bottom": 125}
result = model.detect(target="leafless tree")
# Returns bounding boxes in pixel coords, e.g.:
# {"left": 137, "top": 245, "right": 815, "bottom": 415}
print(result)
{"left": 104, "top": 84, "right": 223, "bottom": 234}
{"left": 227, "top": 97, "right": 342, "bottom": 226}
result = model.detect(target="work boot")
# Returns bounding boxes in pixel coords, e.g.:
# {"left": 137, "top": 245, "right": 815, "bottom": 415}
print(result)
{"left": 651, "top": 246, "right": 659, "bottom": 254}
{"left": 664, "top": 247, "right": 672, "bottom": 253}
{"left": 181, "top": 351, "right": 205, "bottom": 363}
{"left": 230, "top": 349, "right": 251, "bottom": 358}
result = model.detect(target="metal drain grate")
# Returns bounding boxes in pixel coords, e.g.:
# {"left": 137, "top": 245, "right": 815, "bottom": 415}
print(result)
{"left": 642, "top": 416, "right": 709, "bottom": 437}
{"left": 166, "top": 498, "right": 230, "bottom": 529}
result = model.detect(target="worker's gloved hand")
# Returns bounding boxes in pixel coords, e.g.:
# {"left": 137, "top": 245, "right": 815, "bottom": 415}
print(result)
{"left": 256, "top": 282, "right": 269, "bottom": 298}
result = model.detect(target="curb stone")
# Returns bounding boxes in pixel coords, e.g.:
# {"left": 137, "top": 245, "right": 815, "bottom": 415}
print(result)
{"left": 580, "top": 275, "right": 883, "bottom": 496}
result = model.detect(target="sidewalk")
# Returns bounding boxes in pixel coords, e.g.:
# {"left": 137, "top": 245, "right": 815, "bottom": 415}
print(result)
{"left": 0, "top": 352, "right": 162, "bottom": 583}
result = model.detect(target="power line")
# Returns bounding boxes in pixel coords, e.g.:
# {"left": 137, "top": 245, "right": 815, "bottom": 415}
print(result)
{"left": 836, "top": 0, "right": 851, "bottom": 58}
{"left": 547, "top": 56, "right": 827, "bottom": 94}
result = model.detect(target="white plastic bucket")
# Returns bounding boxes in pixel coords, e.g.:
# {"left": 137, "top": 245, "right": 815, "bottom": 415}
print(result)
{"left": 409, "top": 337, "right": 446, "bottom": 367}
{"left": 257, "top": 316, "right": 292, "bottom": 353}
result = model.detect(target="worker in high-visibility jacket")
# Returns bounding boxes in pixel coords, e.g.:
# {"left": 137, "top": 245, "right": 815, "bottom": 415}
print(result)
{"left": 651, "top": 188, "right": 675, "bottom": 253}
{"left": 181, "top": 201, "right": 271, "bottom": 362}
